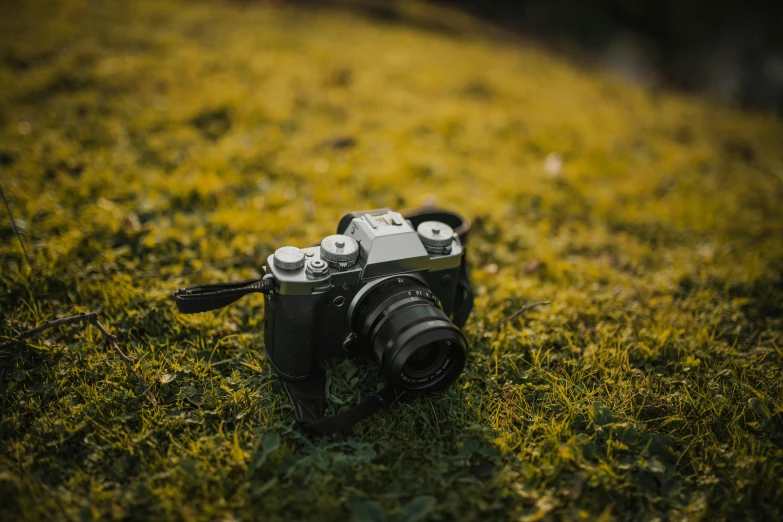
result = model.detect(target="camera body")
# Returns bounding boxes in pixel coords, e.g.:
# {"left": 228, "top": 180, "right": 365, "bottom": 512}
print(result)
{"left": 174, "top": 206, "right": 473, "bottom": 432}
{"left": 263, "top": 208, "right": 465, "bottom": 387}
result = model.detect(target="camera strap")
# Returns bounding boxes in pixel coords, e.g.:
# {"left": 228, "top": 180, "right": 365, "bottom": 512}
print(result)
{"left": 285, "top": 379, "right": 404, "bottom": 436}
{"left": 174, "top": 278, "right": 274, "bottom": 314}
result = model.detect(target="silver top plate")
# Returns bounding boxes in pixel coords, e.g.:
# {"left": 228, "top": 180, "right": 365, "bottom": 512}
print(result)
{"left": 266, "top": 211, "right": 463, "bottom": 295}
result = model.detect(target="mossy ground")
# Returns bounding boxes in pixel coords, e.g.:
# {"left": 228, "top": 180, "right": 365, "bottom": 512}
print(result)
{"left": 1, "top": 1, "right": 782, "bottom": 520}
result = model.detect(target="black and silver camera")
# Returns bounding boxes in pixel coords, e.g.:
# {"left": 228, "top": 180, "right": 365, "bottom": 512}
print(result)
{"left": 174, "top": 207, "right": 474, "bottom": 434}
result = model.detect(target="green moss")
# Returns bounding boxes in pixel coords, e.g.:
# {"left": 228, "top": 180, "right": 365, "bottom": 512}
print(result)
{"left": 1, "top": 0, "right": 782, "bottom": 520}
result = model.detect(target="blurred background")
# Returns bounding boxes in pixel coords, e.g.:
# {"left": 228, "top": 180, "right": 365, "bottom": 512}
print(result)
{"left": 1, "top": 0, "right": 781, "bottom": 275}
{"left": 332, "top": 0, "right": 783, "bottom": 116}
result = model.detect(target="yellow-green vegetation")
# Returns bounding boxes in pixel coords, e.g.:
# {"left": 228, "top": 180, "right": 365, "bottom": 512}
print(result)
{"left": 1, "top": 0, "right": 782, "bottom": 520}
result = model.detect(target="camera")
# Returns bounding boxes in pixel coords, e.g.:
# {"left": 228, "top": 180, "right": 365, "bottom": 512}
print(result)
{"left": 174, "top": 207, "right": 474, "bottom": 433}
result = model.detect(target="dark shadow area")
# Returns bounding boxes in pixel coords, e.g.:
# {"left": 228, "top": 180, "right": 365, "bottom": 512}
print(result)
{"left": 431, "top": 0, "right": 783, "bottom": 116}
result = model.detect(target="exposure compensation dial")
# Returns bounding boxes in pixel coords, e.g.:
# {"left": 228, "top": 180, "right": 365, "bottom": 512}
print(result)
{"left": 416, "top": 221, "right": 454, "bottom": 253}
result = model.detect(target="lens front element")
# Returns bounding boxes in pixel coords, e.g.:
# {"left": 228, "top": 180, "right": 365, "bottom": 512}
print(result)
{"left": 400, "top": 341, "right": 452, "bottom": 387}
{"left": 351, "top": 276, "right": 468, "bottom": 393}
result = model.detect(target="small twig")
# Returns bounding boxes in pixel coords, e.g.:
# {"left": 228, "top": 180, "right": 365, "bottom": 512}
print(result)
{"left": 1, "top": 311, "right": 158, "bottom": 407}
{"left": 0, "top": 312, "right": 96, "bottom": 348}
{"left": 89, "top": 316, "right": 159, "bottom": 407}
{"left": 0, "top": 183, "right": 32, "bottom": 268}
{"left": 489, "top": 301, "right": 550, "bottom": 330}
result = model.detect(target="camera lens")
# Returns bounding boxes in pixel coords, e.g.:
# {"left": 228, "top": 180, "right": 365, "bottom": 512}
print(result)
{"left": 351, "top": 276, "right": 467, "bottom": 393}
{"left": 402, "top": 342, "right": 448, "bottom": 382}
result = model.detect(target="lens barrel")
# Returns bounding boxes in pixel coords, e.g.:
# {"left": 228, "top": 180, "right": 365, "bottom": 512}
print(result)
{"left": 351, "top": 276, "right": 467, "bottom": 393}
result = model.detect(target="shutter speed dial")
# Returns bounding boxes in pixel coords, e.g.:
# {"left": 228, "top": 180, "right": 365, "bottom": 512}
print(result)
{"left": 320, "top": 234, "right": 359, "bottom": 269}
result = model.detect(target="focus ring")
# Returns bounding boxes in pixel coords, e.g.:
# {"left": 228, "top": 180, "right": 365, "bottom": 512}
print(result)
{"left": 354, "top": 280, "right": 434, "bottom": 334}
{"left": 373, "top": 303, "right": 451, "bottom": 359}
{"left": 377, "top": 303, "right": 449, "bottom": 338}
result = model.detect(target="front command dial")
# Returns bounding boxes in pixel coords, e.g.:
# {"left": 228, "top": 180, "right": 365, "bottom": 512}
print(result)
{"left": 320, "top": 234, "right": 360, "bottom": 269}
